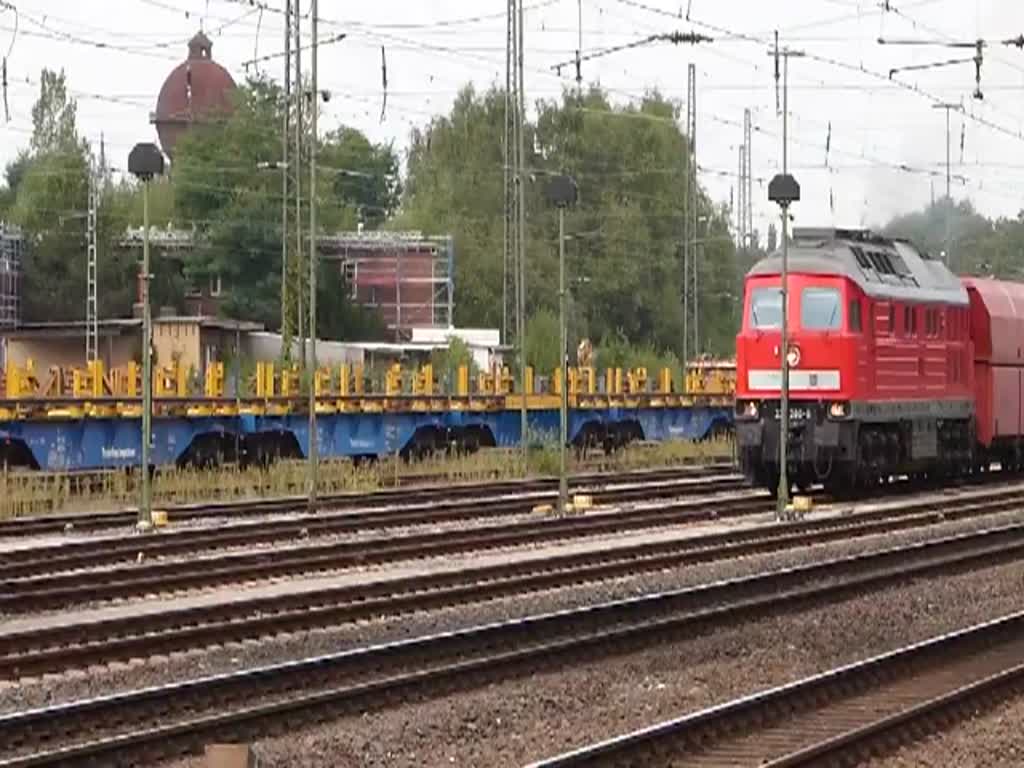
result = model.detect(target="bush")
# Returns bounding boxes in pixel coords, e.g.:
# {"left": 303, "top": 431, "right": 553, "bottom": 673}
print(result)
{"left": 594, "top": 331, "right": 683, "bottom": 391}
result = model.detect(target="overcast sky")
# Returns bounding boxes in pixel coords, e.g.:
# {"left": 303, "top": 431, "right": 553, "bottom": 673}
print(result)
{"left": 4, "top": 0, "right": 1024, "bottom": 238}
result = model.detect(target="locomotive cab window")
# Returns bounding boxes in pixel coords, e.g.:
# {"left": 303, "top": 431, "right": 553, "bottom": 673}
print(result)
{"left": 749, "top": 287, "right": 783, "bottom": 329}
{"left": 801, "top": 287, "right": 841, "bottom": 330}
{"left": 848, "top": 299, "right": 862, "bottom": 332}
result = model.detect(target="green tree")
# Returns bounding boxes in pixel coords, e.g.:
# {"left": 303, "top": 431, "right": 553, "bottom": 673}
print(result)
{"left": 429, "top": 336, "right": 479, "bottom": 391}
{"left": 30, "top": 69, "right": 79, "bottom": 154}
{"left": 1, "top": 154, "right": 30, "bottom": 217}
{"left": 396, "top": 85, "right": 514, "bottom": 330}
{"left": 171, "top": 74, "right": 393, "bottom": 338}
{"left": 524, "top": 308, "right": 559, "bottom": 374}
{"left": 320, "top": 127, "right": 401, "bottom": 228}
{"left": 884, "top": 199, "right": 993, "bottom": 269}
{"left": 9, "top": 69, "right": 95, "bottom": 322}
{"left": 398, "top": 84, "right": 739, "bottom": 358}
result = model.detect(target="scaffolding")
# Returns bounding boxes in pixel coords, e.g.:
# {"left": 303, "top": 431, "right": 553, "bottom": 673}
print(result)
{"left": 0, "top": 223, "right": 22, "bottom": 328}
{"left": 319, "top": 231, "right": 455, "bottom": 338}
{"left": 116, "top": 228, "right": 455, "bottom": 339}
{"left": 0, "top": 224, "right": 22, "bottom": 368}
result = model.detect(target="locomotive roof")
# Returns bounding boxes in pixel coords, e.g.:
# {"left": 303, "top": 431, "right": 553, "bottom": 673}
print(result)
{"left": 748, "top": 229, "right": 969, "bottom": 306}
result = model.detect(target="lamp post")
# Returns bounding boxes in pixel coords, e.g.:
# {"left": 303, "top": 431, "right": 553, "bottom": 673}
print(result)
{"left": 308, "top": 0, "right": 320, "bottom": 512}
{"left": 545, "top": 174, "right": 578, "bottom": 514}
{"left": 767, "top": 172, "right": 800, "bottom": 519}
{"left": 128, "top": 142, "right": 165, "bottom": 530}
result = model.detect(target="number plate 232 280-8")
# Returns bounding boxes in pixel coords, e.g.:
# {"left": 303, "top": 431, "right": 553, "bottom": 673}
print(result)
{"left": 774, "top": 406, "right": 812, "bottom": 422}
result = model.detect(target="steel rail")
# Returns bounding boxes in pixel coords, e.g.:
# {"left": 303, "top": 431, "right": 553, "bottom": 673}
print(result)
{"left": 2, "top": 522, "right": 1024, "bottom": 767}
{"left": 528, "top": 613, "right": 1024, "bottom": 767}
{"left": 0, "top": 463, "right": 735, "bottom": 537}
{"left": 0, "top": 492, "right": 770, "bottom": 612}
{"left": 2, "top": 486, "right": 1023, "bottom": 679}
{"left": 0, "top": 474, "right": 746, "bottom": 576}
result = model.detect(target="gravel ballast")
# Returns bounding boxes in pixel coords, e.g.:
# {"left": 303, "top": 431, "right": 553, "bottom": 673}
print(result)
{"left": 868, "top": 695, "right": 1024, "bottom": 767}
{"left": 3, "top": 508, "right": 1024, "bottom": 715}
{"left": 151, "top": 558, "right": 1024, "bottom": 767}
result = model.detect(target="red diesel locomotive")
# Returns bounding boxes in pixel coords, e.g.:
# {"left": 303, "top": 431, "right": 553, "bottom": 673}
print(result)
{"left": 734, "top": 227, "right": 1024, "bottom": 494}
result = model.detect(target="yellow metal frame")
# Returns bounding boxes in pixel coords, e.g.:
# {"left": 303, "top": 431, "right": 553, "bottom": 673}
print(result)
{"left": 0, "top": 357, "right": 736, "bottom": 420}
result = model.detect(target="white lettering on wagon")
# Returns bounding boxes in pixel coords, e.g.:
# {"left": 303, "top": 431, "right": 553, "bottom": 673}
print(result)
{"left": 101, "top": 446, "right": 136, "bottom": 460}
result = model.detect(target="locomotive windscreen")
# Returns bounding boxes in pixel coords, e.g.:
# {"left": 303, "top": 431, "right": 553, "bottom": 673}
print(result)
{"left": 749, "top": 287, "right": 782, "bottom": 329}
{"left": 800, "top": 287, "right": 841, "bottom": 330}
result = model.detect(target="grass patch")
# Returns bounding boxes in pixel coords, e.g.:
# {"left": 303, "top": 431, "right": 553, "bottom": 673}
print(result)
{"left": 0, "top": 436, "right": 735, "bottom": 520}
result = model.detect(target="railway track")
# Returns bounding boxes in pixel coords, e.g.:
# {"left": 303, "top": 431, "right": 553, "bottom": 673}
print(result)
{"left": 2, "top": 520, "right": 1023, "bottom": 767}
{"left": 0, "top": 463, "right": 734, "bottom": 538}
{"left": 3, "top": 484, "right": 1024, "bottom": 679}
{"left": 0, "top": 473, "right": 745, "bottom": 577}
{"left": 0, "top": 489, "right": 770, "bottom": 612}
{"left": 529, "top": 611, "right": 1024, "bottom": 767}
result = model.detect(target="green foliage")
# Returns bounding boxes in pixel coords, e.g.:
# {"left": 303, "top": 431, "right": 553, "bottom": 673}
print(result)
{"left": 398, "top": 84, "right": 740, "bottom": 358}
{"left": 30, "top": 69, "right": 79, "bottom": 155}
{"left": 524, "top": 309, "right": 559, "bottom": 374}
{"left": 395, "top": 85, "right": 512, "bottom": 329}
{"left": 593, "top": 331, "right": 683, "bottom": 389}
{"left": 320, "top": 127, "right": 401, "bottom": 228}
{"left": 170, "top": 74, "right": 395, "bottom": 338}
{"left": 7, "top": 69, "right": 184, "bottom": 322}
{"left": 1, "top": 153, "right": 30, "bottom": 217}
{"left": 883, "top": 199, "right": 1017, "bottom": 277}
{"left": 429, "top": 336, "right": 479, "bottom": 391}
{"left": 8, "top": 70, "right": 93, "bottom": 321}
{"left": 12, "top": 149, "right": 89, "bottom": 320}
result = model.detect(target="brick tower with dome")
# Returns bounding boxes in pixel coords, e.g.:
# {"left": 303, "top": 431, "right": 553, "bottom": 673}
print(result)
{"left": 150, "top": 31, "right": 236, "bottom": 160}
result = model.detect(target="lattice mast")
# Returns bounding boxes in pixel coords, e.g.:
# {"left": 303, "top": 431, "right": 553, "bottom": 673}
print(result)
{"left": 503, "top": 0, "right": 516, "bottom": 346}
{"left": 279, "top": 0, "right": 294, "bottom": 361}
{"left": 293, "top": 0, "right": 306, "bottom": 368}
{"left": 745, "top": 106, "right": 753, "bottom": 247}
{"left": 86, "top": 161, "right": 99, "bottom": 363}
{"left": 683, "top": 62, "right": 698, "bottom": 363}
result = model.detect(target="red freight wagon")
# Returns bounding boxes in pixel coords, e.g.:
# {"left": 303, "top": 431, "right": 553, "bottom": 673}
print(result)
{"left": 964, "top": 277, "right": 1024, "bottom": 460}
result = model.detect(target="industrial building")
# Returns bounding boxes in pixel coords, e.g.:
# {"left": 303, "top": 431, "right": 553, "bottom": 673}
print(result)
{"left": 116, "top": 228, "right": 456, "bottom": 339}
{"left": 321, "top": 231, "right": 455, "bottom": 336}
{"left": 2, "top": 316, "right": 260, "bottom": 384}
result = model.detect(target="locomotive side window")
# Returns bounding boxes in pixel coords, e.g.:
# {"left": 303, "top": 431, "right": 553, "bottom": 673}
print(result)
{"left": 801, "top": 287, "right": 842, "bottom": 330}
{"left": 749, "top": 287, "right": 783, "bottom": 329}
{"left": 848, "top": 299, "right": 862, "bottom": 332}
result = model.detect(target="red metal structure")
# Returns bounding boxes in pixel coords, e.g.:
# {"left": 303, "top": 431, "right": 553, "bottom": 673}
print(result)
{"left": 735, "top": 228, "right": 976, "bottom": 493}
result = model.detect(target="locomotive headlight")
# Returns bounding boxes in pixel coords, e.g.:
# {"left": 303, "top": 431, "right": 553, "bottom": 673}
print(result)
{"left": 828, "top": 401, "right": 849, "bottom": 419}
{"left": 736, "top": 400, "right": 759, "bottom": 419}
{"left": 786, "top": 345, "right": 801, "bottom": 368}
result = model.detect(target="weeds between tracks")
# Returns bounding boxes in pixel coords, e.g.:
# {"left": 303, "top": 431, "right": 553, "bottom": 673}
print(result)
{"left": 0, "top": 437, "right": 734, "bottom": 520}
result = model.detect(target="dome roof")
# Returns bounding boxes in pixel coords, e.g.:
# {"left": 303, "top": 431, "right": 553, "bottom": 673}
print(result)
{"left": 152, "top": 31, "right": 236, "bottom": 159}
